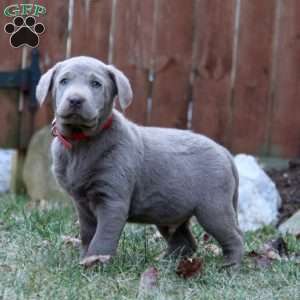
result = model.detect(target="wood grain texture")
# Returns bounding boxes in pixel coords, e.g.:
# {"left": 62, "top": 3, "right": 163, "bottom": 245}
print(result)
{"left": 230, "top": 0, "right": 276, "bottom": 154}
{"left": 71, "top": 0, "right": 112, "bottom": 61}
{"left": 150, "top": 0, "right": 194, "bottom": 128}
{"left": 0, "top": 0, "right": 299, "bottom": 158}
{"left": 191, "top": 0, "right": 236, "bottom": 144}
{"left": 270, "top": 0, "right": 300, "bottom": 157}
{"left": 112, "top": 0, "right": 155, "bottom": 125}
{"left": 34, "top": 0, "right": 69, "bottom": 131}
{"left": 0, "top": 1, "right": 22, "bottom": 148}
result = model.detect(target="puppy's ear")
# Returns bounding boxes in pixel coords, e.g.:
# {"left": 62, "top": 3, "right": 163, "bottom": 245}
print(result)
{"left": 36, "top": 63, "right": 59, "bottom": 105}
{"left": 107, "top": 65, "right": 133, "bottom": 111}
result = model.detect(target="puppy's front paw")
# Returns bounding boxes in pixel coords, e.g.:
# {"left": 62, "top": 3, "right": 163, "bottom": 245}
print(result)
{"left": 80, "top": 255, "right": 111, "bottom": 267}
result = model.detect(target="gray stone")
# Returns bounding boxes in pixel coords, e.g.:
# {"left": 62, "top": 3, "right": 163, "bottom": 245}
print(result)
{"left": 23, "top": 126, "right": 70, "bottom": 202}
{"left": 0, "top": 149, "right": 17, "bottom": 193}
{"left": 279, "top": 210, "right": 300, "bottom": 236}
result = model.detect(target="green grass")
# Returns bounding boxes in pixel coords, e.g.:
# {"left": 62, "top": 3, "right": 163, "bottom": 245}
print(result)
{"left": 0, "top": 195, "right": 299, "bottom": 300}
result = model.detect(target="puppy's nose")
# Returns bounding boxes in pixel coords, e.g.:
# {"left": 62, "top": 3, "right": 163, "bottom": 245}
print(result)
{"left": 68, "top": 97, "right": 84, "bottom": 109}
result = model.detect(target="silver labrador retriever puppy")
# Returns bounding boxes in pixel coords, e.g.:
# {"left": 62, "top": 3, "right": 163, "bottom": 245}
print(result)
{"left": 36, "top": 56, "right": 244, "bottom": 268}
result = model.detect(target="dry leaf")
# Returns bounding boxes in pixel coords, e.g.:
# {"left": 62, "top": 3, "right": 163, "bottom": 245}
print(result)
{"left": 204, "top": 243, "right": 221, "bottom": 256}
{"left": 266, "top": 250, "right": 281, "bottom": 260}
{"left": 153, "top": 231, "right": 163, "bottom": 241}
{"left": 40, "top": 240, "right": 50, "bottom": 247}
{"left": 80, "top": 255, "right": 111, "bottom": 267}
{"left": 254, "top": 255, "right": 273, "bottom": 268}
{"left": 247, "top": 237, "right": 289, "bottom": 268}
{"left": 260, "top": 237, "right": 288, "bottom": 257}
{"left": 0, "top": 264, "right": 13, "bottom": 272}
{"left": 138, "top": 266, "right": 159, "bottom": 295}
{"left": 176, "top": 257, "right": 203, "bottom": 279}
{"left": 247, "top": 250, "right": 259, "bottom": 257}
{"left": 62, "top": 235, "right": 81, "bottom": 247}
{"left": 247, "top": 251, "right": 272, "bottom": 268}
{"left": 202, "top": 233, "right": 210, "bottom": 242}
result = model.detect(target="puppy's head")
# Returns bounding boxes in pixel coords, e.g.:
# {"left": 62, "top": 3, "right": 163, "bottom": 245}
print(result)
{"left": 36, "top": 56, "right": 132, "bottom": 135}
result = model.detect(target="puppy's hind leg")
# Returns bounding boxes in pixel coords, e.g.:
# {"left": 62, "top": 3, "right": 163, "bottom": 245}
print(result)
{"left": 195, "top": 201, "right": 244, "bottom": 268}
{"left": 157, "top": 220, "right": 197, "bottom": 258}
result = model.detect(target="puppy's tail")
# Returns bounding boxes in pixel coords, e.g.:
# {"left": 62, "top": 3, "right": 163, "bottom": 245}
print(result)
{"left": 231, "top": 160, "right": 239, "bottom": 214}
{"left": 225, "top": 152, "right": 239, "bottom": 215}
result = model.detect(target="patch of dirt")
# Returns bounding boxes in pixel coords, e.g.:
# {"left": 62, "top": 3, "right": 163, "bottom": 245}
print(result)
{"left": 267, "top": 159, "right": 300, "bottom": 225}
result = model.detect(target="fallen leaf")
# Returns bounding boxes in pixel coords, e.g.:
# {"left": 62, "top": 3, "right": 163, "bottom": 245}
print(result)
{"left": 266, "top": 250, "right": 281, "bottom": 260}
{"left": 62, "top": 235, "right": 81, "bottom": 247}
{"left": 270, "top": 237, "right": 288, "bottom": 257}
{"left": 40, "top": 240, "right": 50, "bottom": 247}
{"left": 247, "top": 250, "right": 259, "bottom": 257}
{"left": 0, "top": 264, "right": 13, "bottom": 272}
{"left": 202, "top": 233, "right": 210, "bottom": 242}
{"left": 204, "top": 243, "right": 221, "bottom": 256}
{"left": 253, "top": 255, "right": 273, "bottom": 269}
{"left": 259, "top": 237, "right": 288, "bottom": 258}
{"left": 80, "top": 255, "right": 111, "bottom": 267}
{"left": 247, "top": 251, "right": 273, "bottom": 268}
{"left": 176, "top": 257, "right": 203, "bottom": 279}
{"left": 138, "top": 266, "right": 159, "bottom": 296}
{"left": 247, "top": 237, "right": 289, "bottom": 268}
{"left": 153, "top": 230, "right": 163, "bottom": 241}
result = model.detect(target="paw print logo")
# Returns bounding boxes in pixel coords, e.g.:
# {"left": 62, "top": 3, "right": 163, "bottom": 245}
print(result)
{"left": 4, "top": 16, "right": 45, "bottom": 48}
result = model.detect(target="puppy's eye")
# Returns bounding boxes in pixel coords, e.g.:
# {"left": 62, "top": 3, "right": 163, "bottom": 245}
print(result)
{"left": 60, "top": 78, "right": 69, "bottom": 85}
{"left": 90, "top": 80, "right": 102, "bottom": 88}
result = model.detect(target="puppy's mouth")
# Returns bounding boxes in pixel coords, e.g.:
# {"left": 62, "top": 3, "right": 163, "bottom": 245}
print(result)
{"left": 58, "top": 113, "right": 97, "bottom": 129}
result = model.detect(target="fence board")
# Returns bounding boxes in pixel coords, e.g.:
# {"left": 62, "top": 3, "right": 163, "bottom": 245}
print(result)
{"left": 150, "top": 0, "right": 194, "bottom": 128}
{"left": 112, "top": 0, "right": 155, "bottom": 125}
{"left": 71, "top": 0, "right": 112, "bottom": 61}
{"left": 230, "top": 0, "right": 276, "bottom": 154}
{"left": 270, "top": 0, "right": 300, "bottom": 157}
{"left": 0, "top": 0, "right": 300, "bottom": 158}
{"left": 34, "top": 0, "right": 69, "bottom": 131}
{"left": 0, "top": 1, "right": 22, "bottom": 148}
{"left": 191, "top": 0, "right": 236, "bottom": 144}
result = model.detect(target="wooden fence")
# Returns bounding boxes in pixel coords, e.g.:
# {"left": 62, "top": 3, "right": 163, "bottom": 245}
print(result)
{"left": 0, "top": 0, "right": 300, "bottom": 158}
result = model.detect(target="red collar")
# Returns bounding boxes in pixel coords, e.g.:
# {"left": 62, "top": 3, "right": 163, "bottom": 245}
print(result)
{"left": 51, "top": 116, "right": 113, "bottom": 149}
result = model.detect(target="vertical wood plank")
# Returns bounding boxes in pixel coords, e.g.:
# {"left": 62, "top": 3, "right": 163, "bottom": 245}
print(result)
{"left": 0, "top": 1, "right": 22, "bottom": 148}
{"left": 71, "top": 0, "right": 112, "bottom": 61}
{"left": 112, "top": 0, "right": 155, "bottom": 125}
{"left": 150, "top": 0, "right": 194, "bottom": 128}
{"left": 192, "top": 0, "right": 236, "bottom": 144}
{"left": 37, "top": 1, "right": 69, "bottom": 69}
{"left": 270, "top": 0, "right": 300, "bottom": 157}
{"left": 230, "top": 0, "right": 276, "bottom": 154}
{"left": 34, "top": 0, "right": 70, "bottom": 131}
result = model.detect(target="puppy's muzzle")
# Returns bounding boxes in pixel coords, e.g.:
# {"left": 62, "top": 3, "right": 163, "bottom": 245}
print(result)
{"left": 68, "top": 96, "right": 85, "bottom": 110}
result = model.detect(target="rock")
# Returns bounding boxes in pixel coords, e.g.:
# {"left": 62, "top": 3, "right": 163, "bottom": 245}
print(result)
{"left": 23, "top": 126, "right": 70, "bottom": 202}
{"left": 279, "top": 210, "right": 300, "bottom": 236}
{"left": 0, "top": 149, "right": 17, "bottom": 193}
{"left": 235, "top": 154, "right": 281, "bottom": 232}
